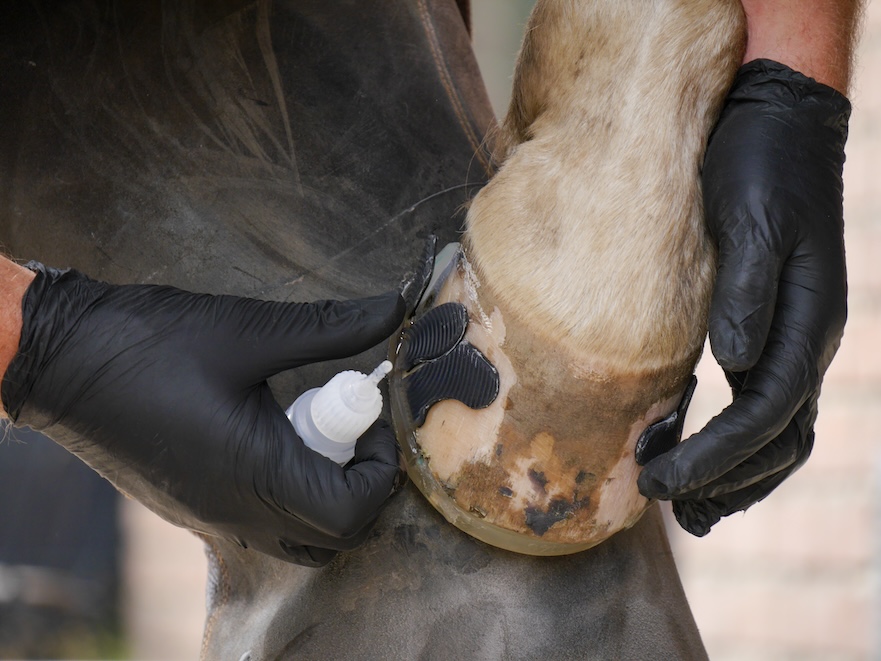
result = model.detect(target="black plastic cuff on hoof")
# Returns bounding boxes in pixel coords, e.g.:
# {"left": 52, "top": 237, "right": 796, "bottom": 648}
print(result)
{"left": 634, "top": 375, "right": 697, "bottom": 466}
{"left": 399, "top": 302, "right": 468, "bottom": 371}
{"left": 402, "top": 342, "right": 500, "bottom": 426}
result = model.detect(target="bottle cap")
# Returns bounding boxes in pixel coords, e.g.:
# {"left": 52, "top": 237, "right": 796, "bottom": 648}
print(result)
{"left": 311, "top": 361, "right": 392, "bottom": 442}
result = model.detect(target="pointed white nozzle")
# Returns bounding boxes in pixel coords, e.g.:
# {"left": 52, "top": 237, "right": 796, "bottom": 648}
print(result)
{"left": 344, "top": 360, "right": 393, "bottom": 410}
{"left": 370, "top": 360, "right": 394, "bottom": 383}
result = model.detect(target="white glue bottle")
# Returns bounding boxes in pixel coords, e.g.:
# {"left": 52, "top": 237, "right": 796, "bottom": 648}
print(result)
{"left": 285, "top": 360, "right": 393, "bottom": 465}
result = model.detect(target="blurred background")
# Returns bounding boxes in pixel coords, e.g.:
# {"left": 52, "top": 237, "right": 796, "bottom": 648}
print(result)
{"left": 1, "top": 1, "right": 878, "bottom": 659}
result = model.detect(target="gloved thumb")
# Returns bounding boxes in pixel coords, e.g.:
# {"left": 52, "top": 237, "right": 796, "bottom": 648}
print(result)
{"left": 232, "top": 290, "right": 406, "bottom": 378}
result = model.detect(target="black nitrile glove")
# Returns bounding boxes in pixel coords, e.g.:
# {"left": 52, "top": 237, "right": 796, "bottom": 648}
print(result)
{"left": 638, "top": 60, "right": 851, "bottom": 535}
{"left": 1, "top": 263, "right": 410, "bottom": 567}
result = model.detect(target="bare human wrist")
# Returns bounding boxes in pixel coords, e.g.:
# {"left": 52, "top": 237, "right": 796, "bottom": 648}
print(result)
{"left": 0, "top": 257, "right": 35, "bottom": 415}
{"left": 740, "top": 0, "right": 864, "bottom": 95}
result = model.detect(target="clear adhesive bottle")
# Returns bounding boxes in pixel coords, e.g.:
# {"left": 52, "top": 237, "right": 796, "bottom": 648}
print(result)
{"left": 286, "top": 361, "right": 393, "bottom": 465}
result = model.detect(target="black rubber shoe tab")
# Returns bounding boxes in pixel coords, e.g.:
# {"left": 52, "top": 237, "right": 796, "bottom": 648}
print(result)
{"left": 400, "top": 302, "right": 469, "bottom": 371}
{"left": 634, "top": 376, "right": 697, "bottom": 466}
{"left": 403, "top": 342, "right": 500, "bottom": 426}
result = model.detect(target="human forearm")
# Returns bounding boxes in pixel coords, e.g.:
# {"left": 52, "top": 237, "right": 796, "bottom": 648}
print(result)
{"left": 0, "top": 257, "right": 35, "bottom": 415}
{"left": 741, "top": 0, "right": 864, "bottom": 93}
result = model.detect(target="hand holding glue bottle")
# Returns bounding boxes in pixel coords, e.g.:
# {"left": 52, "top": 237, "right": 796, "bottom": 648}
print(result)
{"left": 1, "top": 239, "right": 434, "bottom": 566}
{"left": 286, "top": 361, "right": 393, "bottom": 465}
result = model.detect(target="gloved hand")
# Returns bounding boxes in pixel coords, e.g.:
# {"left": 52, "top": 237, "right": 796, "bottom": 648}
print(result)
{"left": 638, "top": 59, "right": 851, "bottom": 536}
{"left": 1, "top": 262, "right": 409, "bottom": 567}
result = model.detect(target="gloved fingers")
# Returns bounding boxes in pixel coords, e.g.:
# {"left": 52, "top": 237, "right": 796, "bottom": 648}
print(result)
{"left": 351, "top": 419, "right": 401, "bottom": 466}
{"left": 671, "top": 451, "right": 806, "bottom": 536}
{"left": 638, "top": 373, "right": 802, "bottom": 500}
{"left": 668, "top": 415, "right": 809, "bottom": 501}
{"left": 318, "top": 421, "right": 402, "bottom": 547}
{"left": 723, "top": 368, "right": 747, "bottom": 396}
{"left": 275, "top": 541, "right": 339, "bottom": 568}
{"left": 344, "top": 420, "right": 403, "bottom": 502}
{"left": 671, "top": 496, "right": 727, "bottom": 538}
{"left": 705, "top": 205, "right": 784, "bottom": 372}
{"left": 350, "top": 418, "right": 406, "bottom": 495}
{"left": 228, "top": 291, "right": 406, "bottom": 378}
{"left": 273, "top": 420, "right": 399, "bottom": 549}
{"left": 638, "top": 266, "right": 822, "bottom": 499}
{"left": 702, "top": 77, "right": 793, "bottom": 373}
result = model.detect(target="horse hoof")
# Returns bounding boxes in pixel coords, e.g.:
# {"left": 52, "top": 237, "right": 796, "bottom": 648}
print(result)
{"left": 389, "top": 244, "right": 695, "bottom": 555}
